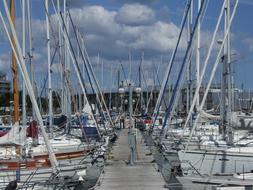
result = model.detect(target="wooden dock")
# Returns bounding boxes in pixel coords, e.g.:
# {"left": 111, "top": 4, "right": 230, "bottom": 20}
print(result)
{"left": 94, "top": 129, "right": 166, "bottom": 190}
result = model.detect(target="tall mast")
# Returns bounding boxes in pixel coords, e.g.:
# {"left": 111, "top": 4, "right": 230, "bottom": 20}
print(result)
{"left": 101, "top": 57, "right": 103, "bottom": 92}
{"left": 22, "top": 0, "right": 26, "bottom": 126}
{"left": 63, "top": 0, "right": 67, "bottom": 116}
{"left": 10, "top": 0, "right": 19, "bottom": 123}
{"left": 221, "top": 0, "right": 232, "bottom": 141}
{"left": 140, "top": 51, "right": 143, "bottom": 112}
{"left": 109, "top": 65, "right": 113, "bottom": 110}
{"left": 97, "top": 53, "right": 100, "bottom": 109}
{"left": 10, "top": 0, "right": 20, "bottom": 182}
{"left": 128, "top": 48, "right": 132, "bottom": 82}
{"left": 57, "top": 0, "right": 64, "bottom": 114}
{"left": 27, "top": 0, "right": 34, "bottom": 119}
{"left": 186, "top": 0, "right": 192, "bottom": 115}
{"left": 46, "top": 0, "right": 53, "bottom": 131}
{"left": 225, "top": 0, "right": 233, "bottom": 144}
{"left": 196, "top": 0, "right": 201, "bottom": 109}
{"left": 81, "top": 36, "right": 85, "bottom": 109}
{"left": 77, "top": 32, "right": 82, "bottom": 111}
{"left": 66, "top": 12, "right": 71, "bottom": 119}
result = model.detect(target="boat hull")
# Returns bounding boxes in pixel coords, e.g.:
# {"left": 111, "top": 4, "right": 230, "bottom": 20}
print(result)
{"left": 178, "top": 149, "right": 253, "bottom": 175}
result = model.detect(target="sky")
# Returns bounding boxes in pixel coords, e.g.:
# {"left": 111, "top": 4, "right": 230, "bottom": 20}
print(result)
{"left": 0, "top": 0, "right": 253, "bottom": 94}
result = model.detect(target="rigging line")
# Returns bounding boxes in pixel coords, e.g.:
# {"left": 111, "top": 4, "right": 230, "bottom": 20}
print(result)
{"left": 150, "top": 0, "right": 193, "bottom": 133}
{"left": 134, "top": 95, "right": 140, "bottom": 114}
{"left": 39, "top": 44, "right": 59, "bottom": 100}
{"left": 140, "top": 66, "right": 148, "bottom": 90}
{"left": 133, "top": 64, "right": 140, "bottom": 86}
{"left": 181, "top": 0, "right": 227, "bottom": 137}
{"left": 73, "top": 29, "right": 114, "bottom": 129}
{"left": 48, "top": 0, "right": 99, "bottom": 136}
{"left": 163, "top": 45, "right": 195, "bottom": 137}
{"left": 69, "top": 27, "right": 106, "bottom": 117}
{"left": 159, "top": 0, "right": 206, "bottom": 137}
{"left": 133, "top": 54, "right": 143, "bottom": 87}
{"left": 145, "top": 60, "right": 162, "bottom": 114}
{"left": 67, "top": 13, "right": 108, "bottom": 133}
{"left": 68, "top": 28, "right": 96, "bottom": 96}
{"left": 76, "top": 36, "right": 107, "bottom": 123}
{"left": 152, "top": 62, "right": 168, "bottom": 110}
{"left": 80, "top": 36, "right": 115, "bottom": 129}
{"left": 120, "top": 62, "right": 129, "bottom": 84}
{"left": 59, "top": 12, "right": 102, "bottom": 136}
{"left": 71, "top": 25, "right": 114, "bottom": 128}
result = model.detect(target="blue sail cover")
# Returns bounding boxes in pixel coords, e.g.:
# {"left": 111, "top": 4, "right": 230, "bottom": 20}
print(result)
{"left": 81, "top": 116, "right": 100, "bottom": 140}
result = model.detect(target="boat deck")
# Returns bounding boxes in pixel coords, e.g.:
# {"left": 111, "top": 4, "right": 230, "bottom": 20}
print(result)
{"left": 95, "top": 128, "right": 166, "bottom": 190}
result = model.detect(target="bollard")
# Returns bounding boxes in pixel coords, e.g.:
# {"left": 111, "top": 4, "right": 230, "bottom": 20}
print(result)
{"left": 128, "top": 130, "right": 137, "bottom": 165}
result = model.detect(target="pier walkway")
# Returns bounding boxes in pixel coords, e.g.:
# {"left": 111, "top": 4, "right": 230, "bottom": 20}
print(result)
{"left": 95, "top": 129, "right": 166, "bottom": 190}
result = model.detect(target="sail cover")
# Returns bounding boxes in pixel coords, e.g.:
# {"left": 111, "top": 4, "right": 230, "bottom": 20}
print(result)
{"left": 0, "top": 122, "right": 26, "bottom": 146}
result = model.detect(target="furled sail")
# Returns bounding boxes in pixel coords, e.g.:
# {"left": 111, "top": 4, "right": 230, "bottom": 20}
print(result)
{"left": 199, "top": 110, "right": 220, "bottom": 120}
{"left": 82, "top": 103, "right": 92, "bottom": 116}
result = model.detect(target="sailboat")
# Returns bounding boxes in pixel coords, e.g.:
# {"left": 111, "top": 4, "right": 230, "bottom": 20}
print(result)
{"left": 175, "top": 0, "right": 253, "bottom": 179}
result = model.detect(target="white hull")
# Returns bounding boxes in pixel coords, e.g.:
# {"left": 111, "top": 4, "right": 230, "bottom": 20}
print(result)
{"left": 0, "top": 157, "right": 86, "bottom": 188}
{"left": 178, "top": 149, "right": 253, "bottom": 175}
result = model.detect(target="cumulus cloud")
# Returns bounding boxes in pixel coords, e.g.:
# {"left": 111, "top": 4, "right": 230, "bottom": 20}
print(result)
{"left": 71, "top": 6, "right": 120, "bottom": 37}
{"left": 115, "top": 4, "right": 155, "bottom": 26}
{"left": 1, "top": 3, "right": 188, "bottom": 65}
{"left": 118, "top": 21, "right": 186, "bottom": 52}
{"left": 67, "top": 4, "right": 187, "bottom": 59}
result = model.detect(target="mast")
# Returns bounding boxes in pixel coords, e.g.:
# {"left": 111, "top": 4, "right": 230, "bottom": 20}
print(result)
{"left": 57, "top": 0, "right": 64, "bottom": 114}
{"left": 109, "top": 65, "right": 113, "bottom": 110}
{"left": 27, "top": 0, "right": 34, "bottom": 119}
{"left": 140, "top": 51, "right": 143, "bottom": 112}
{"left": 10, "top": 0, "right": 20, "bottom": 181}
{"left": 76, "top": 30, "right": 82, "bottom": 112}
{"left": 117, "top": 69, "right": 120, "bottom": 111}
{"left": 22, "top": 0, "right": 26, "bottom": 127}
{"left": 186, "top": 0, "right": 193, "bottom": 115}
{"left": 97, "top": 53, "right": 101, "bottom": 111}
{"left": 225, "top": 0, "right": 233, "bottom": 144}
{"left": 46, "top": 0, "right": 53, "bottom": 132}
{"left": 63, "top": 0, "right": 67, "bottom": 117}
{"left": 10, "top": 0, "right": 19, "bottom": 123}
{"left": 196, "top": 0, "right": 201, "bottom": 109}
{"left": 81, "top": 36, "right": 85, "bottom": 109}
{"left": 66, "top": 11, "right": 71, "bottom": 125}
{"left": 221, "top": 0, "right": 232, "bottom": 141}
{"left": 129, "top": 48, "right": 132, "bottom": 83}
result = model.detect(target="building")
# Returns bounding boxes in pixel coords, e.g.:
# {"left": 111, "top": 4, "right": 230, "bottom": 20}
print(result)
{"left": 0, "top": 72, "right": 11, "bottom": 94}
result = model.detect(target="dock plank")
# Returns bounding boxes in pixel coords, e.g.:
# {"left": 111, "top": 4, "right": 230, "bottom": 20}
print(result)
{"left": 95, "top": 129, "right": 166, "bottom": 190}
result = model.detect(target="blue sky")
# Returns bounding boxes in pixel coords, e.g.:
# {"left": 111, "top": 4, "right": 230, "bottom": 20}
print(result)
{"left": 0, "top": 0, "right": 253, "bottom": 93}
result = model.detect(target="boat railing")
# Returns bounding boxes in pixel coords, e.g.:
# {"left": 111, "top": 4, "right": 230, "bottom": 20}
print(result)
{"left": 20, "top": 167, "right": 39, "bottom": 189}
